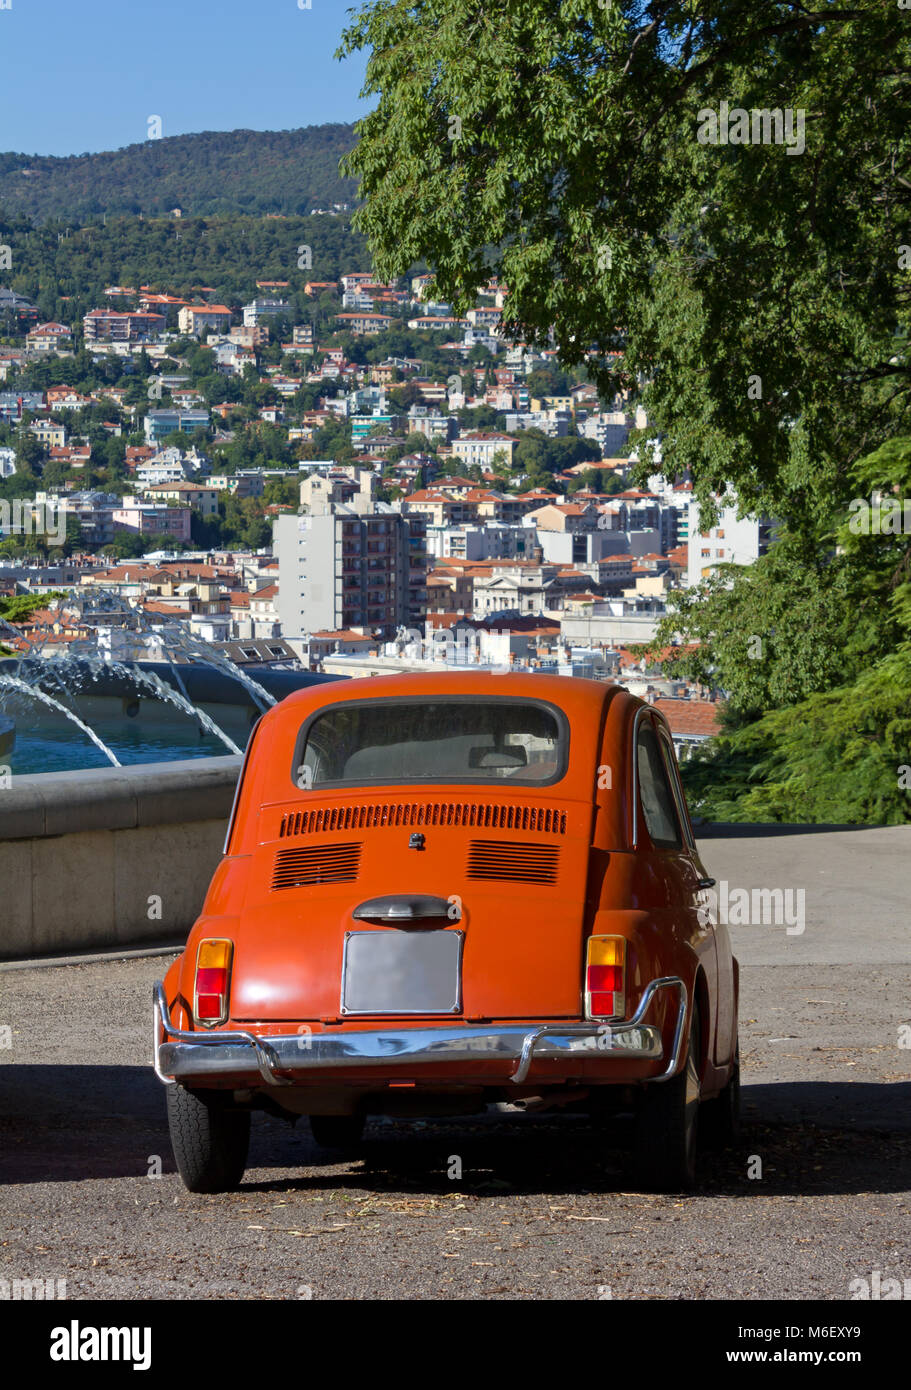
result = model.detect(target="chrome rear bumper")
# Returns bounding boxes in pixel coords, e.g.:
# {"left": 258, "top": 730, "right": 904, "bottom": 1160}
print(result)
{"left": 153, "top": 977, "right": 687, "bottom": 1089}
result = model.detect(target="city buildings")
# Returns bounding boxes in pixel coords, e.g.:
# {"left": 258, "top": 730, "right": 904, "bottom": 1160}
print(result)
{"left": 274, "top": 479, "right": 427, "bottom": 638}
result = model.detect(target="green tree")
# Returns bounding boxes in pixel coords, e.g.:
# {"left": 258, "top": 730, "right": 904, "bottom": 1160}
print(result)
{"left": 339, "top": 0, "right": 911, "bottom": 823}
{"left": 340, "top": 1, "right": 910, "bottom": 525}
{"left": 102, "top": 532, "right": 147, "bottom": 559}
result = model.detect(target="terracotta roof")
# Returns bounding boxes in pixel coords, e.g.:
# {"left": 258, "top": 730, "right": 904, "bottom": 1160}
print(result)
{"left": 403, "top": 489, "right": 461, "bottom": 503}
{"left": 146, "top": 482, "right": 215, "bottom": 493}
{"left": 456, "top": 432, "right": 516, "bottom": 441}
{"left": 141, "top": 600, "right": 192, "bottom": 616}
{"left": 156, "top": 563, "right": 218, "bottom": 578}
{"left": 426, "top": 612, "right": 472, "bottom": 630}
{"left": 92, "top": 565, "right": 155, "bottom": 580}
{"left": 653, "top": 698, "right": 723, "bottom": 737}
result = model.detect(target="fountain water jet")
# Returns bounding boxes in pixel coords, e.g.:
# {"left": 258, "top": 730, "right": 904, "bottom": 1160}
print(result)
{"left": 0, "top": 583, "right": 338, "bottom": 774}
{"left": 0, "top": 675, "right": 122, "bottom": 767}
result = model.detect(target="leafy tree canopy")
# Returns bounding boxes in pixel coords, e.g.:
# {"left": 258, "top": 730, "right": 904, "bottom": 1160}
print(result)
{"left": 340, "top": 0, "right": 910, "bottom": 529}
{"left": 340, "top": 0, "right": 911, "bottom": 823}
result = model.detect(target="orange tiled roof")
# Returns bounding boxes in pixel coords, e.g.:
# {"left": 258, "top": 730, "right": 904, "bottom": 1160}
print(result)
{"left": 653, "top": 698, "right": 723, "bottom": 737}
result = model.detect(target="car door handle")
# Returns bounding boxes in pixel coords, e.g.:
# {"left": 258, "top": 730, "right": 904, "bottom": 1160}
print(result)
{"left": 697, "top": 877, "right": 716, "bottom": 889}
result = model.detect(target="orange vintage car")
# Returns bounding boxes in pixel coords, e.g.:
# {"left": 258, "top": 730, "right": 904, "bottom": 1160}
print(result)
{"left": 154, "top": 672, "right": 739, "bottom": 1192}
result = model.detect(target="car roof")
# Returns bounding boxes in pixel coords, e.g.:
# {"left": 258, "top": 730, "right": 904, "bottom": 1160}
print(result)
{"left": 274, "top": 669, "right": 619, "bottom": 719}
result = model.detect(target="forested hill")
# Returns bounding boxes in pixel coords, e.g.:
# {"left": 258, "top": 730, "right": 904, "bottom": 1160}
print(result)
{"left": 0, "top": 126, "right": 359, "bottom": 222}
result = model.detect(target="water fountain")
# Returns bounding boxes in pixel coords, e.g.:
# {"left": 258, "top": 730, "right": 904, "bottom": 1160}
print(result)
{"left": 0, "top": 589, "right": 340, "bottom": 774}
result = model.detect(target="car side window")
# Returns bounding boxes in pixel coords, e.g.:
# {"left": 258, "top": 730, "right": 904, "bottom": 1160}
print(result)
{"left": 658, "top": 728, "right": 695, "bottom": 850}
{"left": 636, "top": 720, "right": 683, "bottom": 849}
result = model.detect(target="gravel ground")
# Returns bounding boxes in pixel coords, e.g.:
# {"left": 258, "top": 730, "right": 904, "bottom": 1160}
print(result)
{"left": 1, "top": 826, "right": 909, "bottom": 1301}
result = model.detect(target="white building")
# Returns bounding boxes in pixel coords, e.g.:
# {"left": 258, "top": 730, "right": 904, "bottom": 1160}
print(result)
{"left": 243, "top": 298, "right": 291, "bottom": 327}
{"left": 686, "top": 498, "right": 774, "bottom": 587}
{"left": 425, "top": 523, "right": 536, "bottom": 562}
{"left": 581, "top": 405, "right": 645, "bottom": 455}
{"left": 0, "top": 447, "right": 16, "bottom": 477}
{"left": 135, "top": 448, "right": 197, "bottom": 487}
{"left": 449, "top": 432, "right": 517, "bottom": 469}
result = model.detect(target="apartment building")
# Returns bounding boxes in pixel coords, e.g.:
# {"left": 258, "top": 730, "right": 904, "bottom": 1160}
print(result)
{"left": 275, "top": 501, "right": 427, "bottom": 639}
{"left": 503, "top": 409, "right": 571, "bottom": 437}
{"left": 111, "top": 500, "right": 192, "bottom": 542}
{"left": 334, "top": 311, "right": 396, "bottom": 334}
{"left": 144, "top": 408, "right": 211, "bottom": 443}
{"left": 449, "top": 432, "right": 517, "bottom": 469}
{"left": 243, "top": 298, "right": 291, "bottom": 327}
{"left": 424, "top": 523, "right": 538, "bottom": 562}
{"left": 404, "top": 406, "right": 457, "bottom": 442}
{"left": 229, "top": 323, "right": 270, "bottom": 347}
{"left": 29, "top": 419, "right": 67, "bottom": 448}
{"left": 178, "top": 304, "right": 233, "bottom": 337}
{"left": 686, "top": 499, "right": 775, "bottom": 586}
{"left": 144, "top": 482, "right": 219, "bottom": 517}
{"left": 26, "top": 322, "right": 73, "bottom": 353}
{"left": 208, "top": 472, "right": 264, "bottom": 499}
{"left": 83, "top": 309, "right": 166, "bottom": 343}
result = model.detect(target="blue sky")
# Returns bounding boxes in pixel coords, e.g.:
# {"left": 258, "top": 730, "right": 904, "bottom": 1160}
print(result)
{"left": 0, "top": 0, "right": 372, "bottom": 156}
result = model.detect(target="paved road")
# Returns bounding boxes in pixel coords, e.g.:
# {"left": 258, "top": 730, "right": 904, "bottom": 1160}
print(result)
{"left": 1, "top": 826, "right": 909, "bottom": 1300}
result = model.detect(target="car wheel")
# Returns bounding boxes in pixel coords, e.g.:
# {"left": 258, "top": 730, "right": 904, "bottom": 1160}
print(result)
{"left": 166, "top": 1084, "right": 250, "bottom": 1194}
{"left": 309, "top": 1114, "right": 365, "bottom": 1149}
{"left": 634, "top": 1007, "right": 701, "bottom": 1191}
{"left": 703, "top": 1039, "right": 741, "bottom": 1149}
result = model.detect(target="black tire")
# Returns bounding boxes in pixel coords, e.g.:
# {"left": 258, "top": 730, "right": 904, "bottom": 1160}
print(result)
{"left": 634, "top": 1007, "right": 701, "bottom": 1191}
{"left": 309, "top": 1114, "right": 365, "bottom": 1149}
{"left": 703, "top": 1040, "right": 741, "bottom": 1149}
{"left": 166, "top": 1084, "right": 250, "bottom": 1193}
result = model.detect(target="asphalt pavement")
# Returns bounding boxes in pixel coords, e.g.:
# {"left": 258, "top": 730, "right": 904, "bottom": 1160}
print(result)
{"left": 1, "top": 825, "right": 909, "bottom": 1300}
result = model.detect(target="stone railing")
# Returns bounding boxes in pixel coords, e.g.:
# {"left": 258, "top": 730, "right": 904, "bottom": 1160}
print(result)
{"left": 0, "top": 757, "right": 242, "bottom": 960}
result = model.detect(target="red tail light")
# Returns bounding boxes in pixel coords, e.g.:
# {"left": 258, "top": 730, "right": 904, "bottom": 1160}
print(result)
{"left": 585, "top": 936, "right": 625, "bottom": 1019}
{"left": 194, "top": 939, "right": 233, "bottom": 1027}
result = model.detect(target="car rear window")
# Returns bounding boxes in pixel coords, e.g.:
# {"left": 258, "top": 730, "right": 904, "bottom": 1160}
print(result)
{"left": 294, "top": 699, "right": 567, "bottom": 788}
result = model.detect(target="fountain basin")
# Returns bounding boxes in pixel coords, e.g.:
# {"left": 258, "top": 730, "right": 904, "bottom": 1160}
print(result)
{"left": 0, "top": 756, "right": 241, "bottom": 960}
{"left": 0, "top": 659, "right": 342, "bottom": 774}
{"left": 0, "top": 714, "right": 13, "bottom": 760}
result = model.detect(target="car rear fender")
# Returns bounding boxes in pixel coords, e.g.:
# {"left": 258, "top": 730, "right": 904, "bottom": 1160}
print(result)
{"left": 588, "top": 907, "right": 699, "bottom": 1064}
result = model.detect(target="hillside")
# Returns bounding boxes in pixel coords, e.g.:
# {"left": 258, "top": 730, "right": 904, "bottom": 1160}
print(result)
{"left": 0, "top": 212, "right": 369, "bottom": 327}
{"left": 0, "top": 125, "right": 359, "bottom": 222}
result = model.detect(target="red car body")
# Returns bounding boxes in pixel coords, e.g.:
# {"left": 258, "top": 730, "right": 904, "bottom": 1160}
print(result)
{"left": 155, "top": 672, "right": 739, "bottom": 1191}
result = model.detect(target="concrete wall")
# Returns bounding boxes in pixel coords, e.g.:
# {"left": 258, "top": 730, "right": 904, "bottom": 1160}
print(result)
{"left": 0, "top": 756, "right": 242, "bottom": 961}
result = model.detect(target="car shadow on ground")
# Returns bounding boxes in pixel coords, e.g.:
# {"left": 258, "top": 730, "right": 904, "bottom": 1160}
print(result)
{"left": 2, "top": 1066, "right": 908, "bottom": 1198}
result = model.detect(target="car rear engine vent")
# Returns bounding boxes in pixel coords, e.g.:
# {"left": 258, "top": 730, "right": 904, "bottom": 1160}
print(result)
{"left": 466, "top": 840, "right": 560, "bottom": 884}
{"left": 272, "top": 842, "right": 362, "bottom": 890}
{"left": 278, "top": 802, "right": 567, "bottom": 838}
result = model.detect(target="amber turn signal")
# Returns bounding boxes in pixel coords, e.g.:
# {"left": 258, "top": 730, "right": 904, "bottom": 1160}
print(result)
{"left": 194, "top": 938, "right": 234, "bottom": 1027}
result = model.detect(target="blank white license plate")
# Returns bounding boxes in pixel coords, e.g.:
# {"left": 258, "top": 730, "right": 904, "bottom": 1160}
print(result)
{"left": 340, "top": 930, "right": 464, "bottom": 1015}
